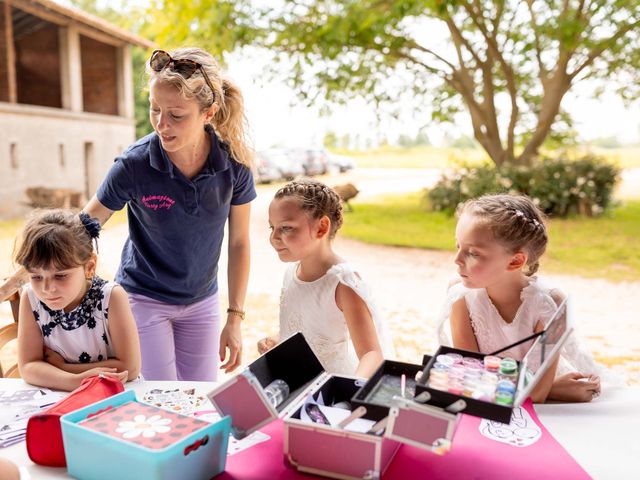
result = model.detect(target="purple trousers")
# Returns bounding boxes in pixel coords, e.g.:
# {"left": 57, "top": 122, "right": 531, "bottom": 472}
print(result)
{"left": 127, "top": 291, "right": 221, "bottom": 381}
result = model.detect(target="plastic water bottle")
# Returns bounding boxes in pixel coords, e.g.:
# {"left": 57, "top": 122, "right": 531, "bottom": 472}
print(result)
{"left": 264, "top": 379, "right": 290, "bottom": 408}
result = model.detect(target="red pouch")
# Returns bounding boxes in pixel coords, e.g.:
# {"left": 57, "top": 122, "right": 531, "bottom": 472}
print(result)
{"left": 26, "top": 375, "right": 124, "bottom": 467}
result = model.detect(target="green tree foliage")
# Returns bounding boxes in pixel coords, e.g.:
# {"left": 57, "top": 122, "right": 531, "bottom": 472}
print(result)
{"left": 131, "top": 48, "right": 153, "bottom": 138}
{"left": 149, "top": 0, "right": 640, "bottom": 166}
{"left": 398, "top": 131, "right": 431, "bottom": 147}
{"left": 324, "top": 131, "right": 338, "bottom": 148}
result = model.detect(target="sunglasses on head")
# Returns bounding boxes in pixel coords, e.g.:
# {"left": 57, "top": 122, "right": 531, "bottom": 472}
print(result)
{"left": 149, "top": 49, "right": 216, "bottom": 98}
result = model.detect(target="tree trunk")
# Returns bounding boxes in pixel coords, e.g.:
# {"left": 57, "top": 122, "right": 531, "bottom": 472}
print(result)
{"left": 517, "top": 71, "right": 572, "bottom": 166}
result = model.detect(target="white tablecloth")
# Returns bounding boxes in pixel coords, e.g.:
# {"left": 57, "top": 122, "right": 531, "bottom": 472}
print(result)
{"left": 1, "top": 379, "right": 639, "bottom": 479}
{"left": 534, "top": 385, "right": 640, "bottom": 479}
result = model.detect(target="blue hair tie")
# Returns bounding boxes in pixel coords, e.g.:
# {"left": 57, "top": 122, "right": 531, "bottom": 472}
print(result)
{"left": 79, "top": 212, "right": 101, "bottom": 253}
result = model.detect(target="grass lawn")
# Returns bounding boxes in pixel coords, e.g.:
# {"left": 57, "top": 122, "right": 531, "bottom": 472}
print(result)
{"left": 341, "top": 193, "right": 640, "bottom": 282}
{"left": 340, "top": 146, "right": 489, "bottom": 169}
{"left": 336, "top": 145, "right": 640, "bottom": 169}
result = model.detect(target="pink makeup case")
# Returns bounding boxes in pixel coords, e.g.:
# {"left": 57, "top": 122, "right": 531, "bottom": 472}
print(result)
{"left": 283, "top": 374, "right": 401, "bottom": 480}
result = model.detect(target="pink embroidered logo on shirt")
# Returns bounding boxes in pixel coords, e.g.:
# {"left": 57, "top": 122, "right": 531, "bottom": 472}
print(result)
{"left": 142, "top": 195, "right": 176, "bottom": 210}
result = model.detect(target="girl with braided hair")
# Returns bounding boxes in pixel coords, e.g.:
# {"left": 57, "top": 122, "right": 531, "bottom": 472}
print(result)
{"left": 437, "top": 193, "right": 606, "bottom": 402}
{"left": 258, "top": 179, "right": 391, "bottom": 377}
{"left": 14, "top": 209, "right": 141, "bottom": 391}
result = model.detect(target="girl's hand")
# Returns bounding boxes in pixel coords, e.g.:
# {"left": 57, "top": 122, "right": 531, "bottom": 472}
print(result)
{"left": 257, "top": 336, "right": 278, "bottom": 355}
{"left": 78, "top": 367, "right": 120, "bottom": 382}
{"left": 43, "top": 347, "right": 65, "bottom": 368}
{"left": 549, "top": 372, "right": 601, "bottom": 402}
{"left": 100, "top": 369, "right": 129, "bottom": 384}
{"left": 219, "top": 317, "right": 242, "bottom": 373}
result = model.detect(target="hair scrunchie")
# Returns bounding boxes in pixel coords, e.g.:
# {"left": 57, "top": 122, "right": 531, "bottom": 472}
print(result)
{"left": 79, "top": 212, "right": 101, "bottom": 240}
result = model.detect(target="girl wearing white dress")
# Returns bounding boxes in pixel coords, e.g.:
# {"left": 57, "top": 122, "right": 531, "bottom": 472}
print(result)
{"left": 257, "top": 179, "right": 390, "bottom": 377}
{"left": 15, "top": 209, "right": 141, "bottom": 391}
{"left": 441, "top": 194, "right": 602, "bottom": 402}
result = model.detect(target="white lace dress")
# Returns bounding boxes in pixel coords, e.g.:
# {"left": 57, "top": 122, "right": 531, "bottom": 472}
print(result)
{"left": 279, "top": 262, "right": 393, "bottom": 375}
{"left": 436, "top": 276, "right": 616, "bottom": 381}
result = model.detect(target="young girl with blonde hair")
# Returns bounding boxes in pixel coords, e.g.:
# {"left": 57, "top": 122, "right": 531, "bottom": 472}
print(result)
{"left": 258, "top": 179, "right": 392, "bottom": 378}
{"left": 439, "top": 194, "right": 606, "bottom": 402}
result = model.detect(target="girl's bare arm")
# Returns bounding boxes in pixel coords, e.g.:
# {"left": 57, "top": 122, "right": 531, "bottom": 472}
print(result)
{"left": 46, "top": 287, "right": 141, "bottom": 381}
{"left": 450, "top": 298, "right": 480, "bottom": 352}
{"left": 337, "top": 283, "right": 384, "bottom": 378}
{"left": 17, "top": 290, "right": 122, "bottom": 391}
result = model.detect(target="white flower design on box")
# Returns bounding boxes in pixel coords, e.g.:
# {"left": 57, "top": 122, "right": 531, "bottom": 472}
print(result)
{"left": 116, "top": 414, "right": 172, "bottom": 439}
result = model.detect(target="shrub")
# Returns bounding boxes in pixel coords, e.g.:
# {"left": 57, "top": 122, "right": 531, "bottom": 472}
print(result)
{"left": 427, "top": 154, "right": 620, "bottom": 217}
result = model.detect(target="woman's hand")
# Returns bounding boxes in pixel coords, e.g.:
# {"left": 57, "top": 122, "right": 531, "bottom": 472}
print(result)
{"left": 219, "top": 316, "right": 242, "bottom": 373}
{"left": 257, "top": 336, "right": 278, "bottom": 355}
{"left": 548, "top": 372, "right": 601, "bottom": 402}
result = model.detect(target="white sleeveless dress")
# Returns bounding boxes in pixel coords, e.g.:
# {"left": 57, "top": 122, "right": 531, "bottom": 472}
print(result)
{"left": 436, "top": 276, "right": 617, "bottom": 381}
{"left": 279, "top": 262, "right": 393, "bottom": 375}
{"left": 26, "top": 277, "right": 116, "bottom": 364}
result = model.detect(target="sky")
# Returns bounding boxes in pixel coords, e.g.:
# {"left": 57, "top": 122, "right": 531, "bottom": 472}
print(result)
{"left": 59, "top": 0, "right": 640, "bottom": 150}
{"left": 226, "top": 49, "right": 640, "bottom": 151}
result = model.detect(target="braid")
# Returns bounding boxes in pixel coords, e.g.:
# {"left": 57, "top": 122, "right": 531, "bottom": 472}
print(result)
{"left": 502, "top": 205, "right": 544, "bottom": 234}
{"left": 274, "top": 179, "right": 344, "bottom": 238}
{"left": 458, "top": 194, "right": 548, "bottom": 276}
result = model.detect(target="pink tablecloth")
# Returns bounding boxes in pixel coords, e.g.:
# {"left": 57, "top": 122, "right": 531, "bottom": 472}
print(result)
{"left": 221, "top": 400, "right": 589, "bottom": 479}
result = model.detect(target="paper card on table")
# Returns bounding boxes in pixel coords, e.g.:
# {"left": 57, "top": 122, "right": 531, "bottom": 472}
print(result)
{"left": 188, "top": 405, "right": 272, "bottom": 456}
{"left": 143, "top": 388, "right": 207, "bottom": 415}
{"left": 479, "top": 405, "right": 542, "bottom": 447}
{"left": 0, "top": 388, "right": 66, "bottom": 448}
{"left": 227, "top": 431, "right": 271, "bottom": 456}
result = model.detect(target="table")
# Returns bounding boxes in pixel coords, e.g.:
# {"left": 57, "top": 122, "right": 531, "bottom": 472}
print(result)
{"left": 1, "top": 379, "right": 638, "bottom": 479}
{"left": 534, "top": 386, "right": 640, "bottom": 479}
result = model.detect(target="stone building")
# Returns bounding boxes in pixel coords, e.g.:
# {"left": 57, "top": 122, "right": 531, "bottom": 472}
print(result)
{"left": 0, "top": 0, "right": 153, "bottom": 218}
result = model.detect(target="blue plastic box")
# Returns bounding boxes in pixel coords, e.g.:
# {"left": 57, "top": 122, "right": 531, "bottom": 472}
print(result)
{"left": 61, "top": 390, "right": 231, "bottom": 480}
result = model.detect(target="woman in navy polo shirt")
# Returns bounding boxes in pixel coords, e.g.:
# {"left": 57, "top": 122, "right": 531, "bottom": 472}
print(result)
{"left": 81, "top": 48, "right": 256, "bottom": 381}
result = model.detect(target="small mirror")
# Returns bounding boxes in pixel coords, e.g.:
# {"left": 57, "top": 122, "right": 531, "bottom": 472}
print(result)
{"left": 515, "top": 298, "right": 572, "bottom": 405}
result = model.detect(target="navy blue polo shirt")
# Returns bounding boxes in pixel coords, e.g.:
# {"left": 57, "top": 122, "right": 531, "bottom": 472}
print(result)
{"left": 96, "top": 128, "right": 256, "bottom": 305}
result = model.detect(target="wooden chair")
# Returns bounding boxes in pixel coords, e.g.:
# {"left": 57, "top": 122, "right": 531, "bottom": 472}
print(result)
{"left": 0, "top": 290, "right": 20, "bottom": 378}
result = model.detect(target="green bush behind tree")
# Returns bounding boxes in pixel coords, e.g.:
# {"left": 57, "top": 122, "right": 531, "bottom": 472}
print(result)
{"left": 428, "top": 155, "right": 620, "bottom": 217}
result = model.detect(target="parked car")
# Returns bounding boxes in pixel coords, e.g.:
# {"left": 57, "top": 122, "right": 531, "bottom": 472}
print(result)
{"left": 254, "top": 152, "right": 283, "bottom": 184}
{"left": 327, "top": 154, "right": 356, "bottom": 173}
{"left": 290, "top": 148, "right": 329, "bottom": 176}
{"left": 260, "top": 150, "right": 304, "bottom": 181}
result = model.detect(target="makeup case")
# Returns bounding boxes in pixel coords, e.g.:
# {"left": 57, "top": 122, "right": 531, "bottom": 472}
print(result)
{"left": 283, "top": 373, "right": 403, "bottom": 480}
{"left": 414, "top": 299, "right": 573, "bottom": 423}
{"left": 208, "top": 332, "right": 419, "bottom": 479}
{"left": 351, "top": 358, "right": 461, "bottom": 456}
{"left": 207, "top": 332, "right": 325, "bottom": 440}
